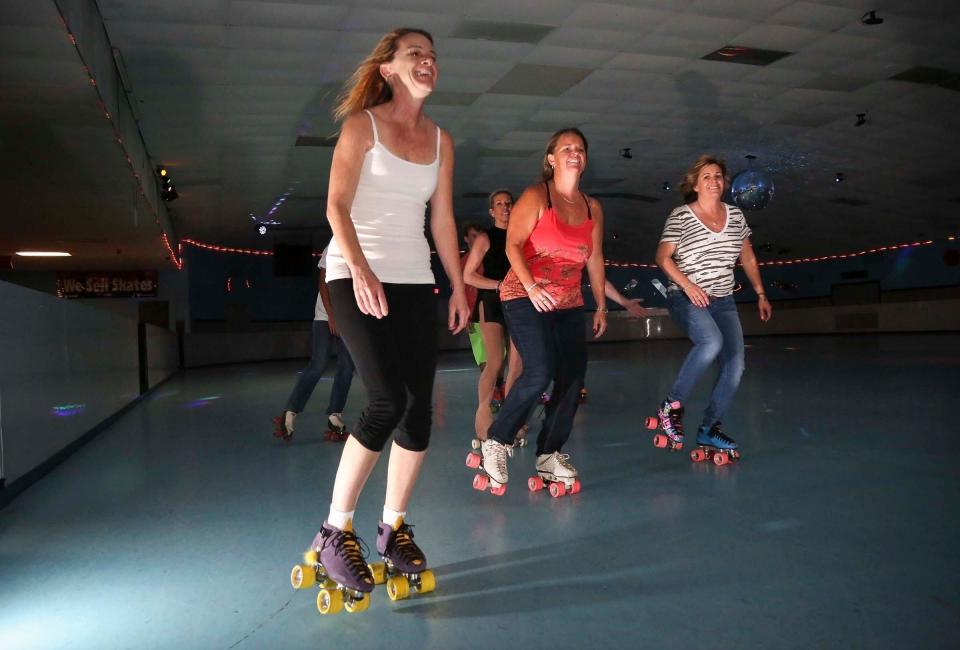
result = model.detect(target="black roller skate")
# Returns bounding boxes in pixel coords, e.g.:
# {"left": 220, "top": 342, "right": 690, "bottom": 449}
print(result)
{"left": 645, "top": 399, "right": 684, "bottom": 451}
{"left": 324, "top": 413, "right": 349, "bottom": 442}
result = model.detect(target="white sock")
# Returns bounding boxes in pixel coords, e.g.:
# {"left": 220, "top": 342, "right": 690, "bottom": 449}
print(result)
{"left": 382, "top": 507, "right": 406, "bottom": 529}
{"left": 328, "top": 413, "right": 344, "bottom": 428}
{"left": 284, "top": 411, "right": 296, "bottom": 433}
{"left": 327, "top": 506, "right": 354, "bottom": 531}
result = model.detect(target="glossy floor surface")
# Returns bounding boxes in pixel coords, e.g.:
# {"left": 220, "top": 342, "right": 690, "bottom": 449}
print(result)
{"left": 2, "top": 335, "right": 958, "bottom": 649}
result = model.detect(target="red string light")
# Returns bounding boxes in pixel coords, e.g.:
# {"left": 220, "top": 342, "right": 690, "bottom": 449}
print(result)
{"left": 58, "top": 8, "right": 182, "bottom": 270}
{"left": 184, "top": 236, "right": 951, "bottom": 267}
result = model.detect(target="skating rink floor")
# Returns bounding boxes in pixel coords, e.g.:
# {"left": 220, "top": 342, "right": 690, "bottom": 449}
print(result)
{"left": 2, "top": 334, "right": 958, "bottom": 649}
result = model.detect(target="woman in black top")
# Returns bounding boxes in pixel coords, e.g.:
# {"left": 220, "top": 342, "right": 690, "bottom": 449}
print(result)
{"left": 463, "top": 189, "right": 524, "bottom": 447}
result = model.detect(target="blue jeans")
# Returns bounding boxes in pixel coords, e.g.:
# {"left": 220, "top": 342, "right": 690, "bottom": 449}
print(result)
{"left": 488, "top": 299, "right": 586, "bottom": 455}
{"left": 285, "top": 320, "right": 355, "bottom": 415}
{"left": 666, "top": 292, "right": 745, "bottom": 429}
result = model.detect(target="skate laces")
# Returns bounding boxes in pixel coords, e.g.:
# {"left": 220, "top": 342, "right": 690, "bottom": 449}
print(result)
{"left": 709, "top": 424, "right": 733, "bottom": 444}
{"left": 487, "top": 440, "right": 510, "bottom": 475}
{"left": 555, "top": 453, "right": 574, "bottom": 472}
{"left": 667, "top": 405, "right": 685, "bottom": 436}
{"left": 390, "top": 524, "right": 424, "bottom": 565}
{"left": 324, "top": 528, "right": 370, "bottom": 577}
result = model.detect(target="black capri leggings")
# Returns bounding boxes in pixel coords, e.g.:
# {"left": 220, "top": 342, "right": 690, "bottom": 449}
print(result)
{"left": 327, "top": 279, "right": 438, "bottom": 452}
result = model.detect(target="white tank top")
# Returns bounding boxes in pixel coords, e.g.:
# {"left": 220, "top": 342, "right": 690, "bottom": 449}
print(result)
{"left": 325, "top": 109, "right": 440, "bottom": 284}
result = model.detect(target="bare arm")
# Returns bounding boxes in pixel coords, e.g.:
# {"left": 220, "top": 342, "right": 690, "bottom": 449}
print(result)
{"left": 429, "top": 129, "right": 470, "bottom": 334}
{"left": 739, "top": 238, "right": 772, "bottom": 322}
{"left": 463, "top": 232, "right": 497, "bottom": 290}
{"left": 604, "top": 280, "right": 646, "bottom": 319}
{"left": 504, "top": 185, "right": 544, "bottom": 291}
{"left": 585, "top": 197, "right": 607, "bottom": 338}
{"left": 326, "top": 113, "right": 389, "bottom": 317}
{"left": 505, "top": 185, "right": 559, "bottom": 311}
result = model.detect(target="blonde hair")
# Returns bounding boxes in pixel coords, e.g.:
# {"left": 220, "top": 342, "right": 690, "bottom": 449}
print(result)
{"left": 679, "top": 154, "right": 729, "bottom": 202}
{"left": 332, "top": 28, "right": 434, "bottom": 123}
{"left": 540, "top": 128, "right": 588, "bottom": 181}
{"left": 487, "top": 189, "right": 513, "bottom": 210}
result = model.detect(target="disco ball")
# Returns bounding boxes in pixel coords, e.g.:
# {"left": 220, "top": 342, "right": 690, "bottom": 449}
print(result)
{"left": 730, "top": 169, "right": 774, "bottom": 211}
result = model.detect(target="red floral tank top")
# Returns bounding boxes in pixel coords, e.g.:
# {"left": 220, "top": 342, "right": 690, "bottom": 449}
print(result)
{"left": 499, "top": 183, "right": 594, "bottom": 310}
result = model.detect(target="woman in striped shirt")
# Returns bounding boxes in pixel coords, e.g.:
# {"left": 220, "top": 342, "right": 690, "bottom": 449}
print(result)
{"left": 652, "top": 154, "right": 772, "bottom": 457}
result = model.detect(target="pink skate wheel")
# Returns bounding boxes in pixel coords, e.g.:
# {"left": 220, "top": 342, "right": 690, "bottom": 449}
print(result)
{"left": 570, "top": 479, "right": 581, "bottom": 495}
{"left": 713, "top": 452, "right": 728, "bottom": 467}
{"left": 473, "top": 474, "right": 489, "bottom": 491}
{"left": 645, "top": 417, "right": 658, "bottom": 430}
{"left": 465, "top": 452, "right": 481, "bottom": 469}
{"left": 549, "top": 482, "right": 566, "bottom": 498}
{"left": 528, "top": 476, "right": 544, "bottom": 492}
{"left": 490, "top": 484, "right": 507, "bottom": 497}
{"left": 691, "top": 449, "right": 706, "bottom": 463}
{"left": 653, "top": 434, "right": 667, "bottom": 448}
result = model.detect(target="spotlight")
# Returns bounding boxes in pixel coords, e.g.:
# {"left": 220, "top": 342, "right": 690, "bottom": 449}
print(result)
{"left": 861, "top": 10, "right": 883, "bottom": 25}
{"left": 835, "top": 172, "right": 845, "bottom": 183}
{"left": 157, "top": 164, "right": 179, "bottom": 202}
{"left": 620, "top": 148, "right": 632, "bottom": 159}
{"left": 855, "top": 113, "right": 867, "bottom": 127}
{"left": 257, "top": 224, "right": 268, "bottom": 236}
{"left": 662, "top": 181, "right": 672, "bottom": 192}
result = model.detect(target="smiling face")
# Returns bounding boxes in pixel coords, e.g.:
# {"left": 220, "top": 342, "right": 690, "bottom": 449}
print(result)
{"left": 488, "top": 192, "right": 513, "bottom": 226}
{"left": 380, "top": 32, "right": 437, "bottom": 99}
{"left": 547, "top": 132, "right": 588, "bottom": 178}
{"left": 694, "top": 163, "right": 725, "bottom": 200}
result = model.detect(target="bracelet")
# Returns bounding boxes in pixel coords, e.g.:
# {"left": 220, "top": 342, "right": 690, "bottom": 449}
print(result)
{"left": 597, "top": 307, "right": 608, "bottom": 313}
{"left": 523, "top": 282, "right": 538, "bottom": 293}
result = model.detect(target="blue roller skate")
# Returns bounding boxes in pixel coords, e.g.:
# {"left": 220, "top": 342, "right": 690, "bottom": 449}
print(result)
{"left": 691, "top": 422, "right": 740, "bottom": 466}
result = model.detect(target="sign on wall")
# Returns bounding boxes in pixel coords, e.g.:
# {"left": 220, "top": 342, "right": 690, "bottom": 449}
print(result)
{"left": 58, "top": 271, "right": 158, "bottom": 298}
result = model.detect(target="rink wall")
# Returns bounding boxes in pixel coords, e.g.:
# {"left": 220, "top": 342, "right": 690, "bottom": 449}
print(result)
{"left": 0, "top": 281, "right": 178, "bottom": 506}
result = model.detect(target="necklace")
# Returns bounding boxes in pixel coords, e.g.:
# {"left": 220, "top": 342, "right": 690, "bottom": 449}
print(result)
{"left": 558, "top": 191, "right": 578, "bottom": 204}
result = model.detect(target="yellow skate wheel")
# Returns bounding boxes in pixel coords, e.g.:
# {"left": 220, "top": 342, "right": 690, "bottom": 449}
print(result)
{"left": 386, "top": 575, "right": 410, "bottom": 601}
{"left": 316, "top": 588, "right": 343, "bottom": 615}
{"left": 344, "top": 593, "right": 371, "bottom": 613}
{"left": 302, "top": 549, "right": 318, "bottom": 564}
{"left": 290, "top": 564, "right": 316, "bottom": 590}
{"left": 417, "top": 570, "right": 436, "bottom": 594}
{"left": 368, "top": 562, "right": 387, "bottom": 585}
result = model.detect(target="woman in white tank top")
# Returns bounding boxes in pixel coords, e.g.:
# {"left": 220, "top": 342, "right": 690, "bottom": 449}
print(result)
{"left": 297, "top": 28, "right": 469, "bottom": 602}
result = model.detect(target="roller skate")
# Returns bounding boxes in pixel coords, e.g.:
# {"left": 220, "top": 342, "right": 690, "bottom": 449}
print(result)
{"left": 645, "top": 399, "right": 684, "bottom": 452}
{"left": 528, "top": 451, "right": 581, "bottom": 498}
{"left": 514, "top": 425, "right": 529, "bottom": 448}
{"left": 368, "top": 520, "right": 436, "bottom": 601}
{"left": 490, "top": 385, "right": 504, "bottom": 413}
{"left": 272, "top": 410, "right": 295, "bottom": 442}
{"left": 465, "top": 438, "right": 511, "bottom": 496}
{"left": 691, "top": 422, "right": 740, "bottom": 466}
{"left": 289, "top": 523, "right": 375, "bottom": 615}
{"left": 324, "top": 413, "right": 349, "bottom": 442}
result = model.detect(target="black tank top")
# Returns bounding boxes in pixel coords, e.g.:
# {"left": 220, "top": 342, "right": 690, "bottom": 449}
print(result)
{"left": 483, "top": 226, "right": 511, "bottom": 281}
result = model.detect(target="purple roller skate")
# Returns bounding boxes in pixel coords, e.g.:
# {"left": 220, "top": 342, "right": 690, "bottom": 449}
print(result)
{"left": 290, "top": 523, "right": 374, "bottom": 615}
{"left": 368, "top": 520, "right": 436, "bottom": 601}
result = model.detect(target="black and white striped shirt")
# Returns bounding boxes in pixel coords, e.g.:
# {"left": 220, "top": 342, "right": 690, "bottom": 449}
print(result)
{"left": 659, "top": 203, "right": 751, "bottom": 297}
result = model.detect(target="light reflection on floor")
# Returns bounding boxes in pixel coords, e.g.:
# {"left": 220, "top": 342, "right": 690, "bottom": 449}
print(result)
{"left": 1, "top": 334, "right": 958, "bottom": 650}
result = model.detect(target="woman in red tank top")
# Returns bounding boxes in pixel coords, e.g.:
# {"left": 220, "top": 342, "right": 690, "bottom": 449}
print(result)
{"left": 471, "top": 128, "right": 606, "bottom": 495}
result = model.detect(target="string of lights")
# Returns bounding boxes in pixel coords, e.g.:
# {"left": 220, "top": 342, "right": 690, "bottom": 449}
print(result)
{"left": 58, "top": 11, "right": 183, "bottom": 270}
{"left": 179, "top": 235, "right": 956, "bottom": 268}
